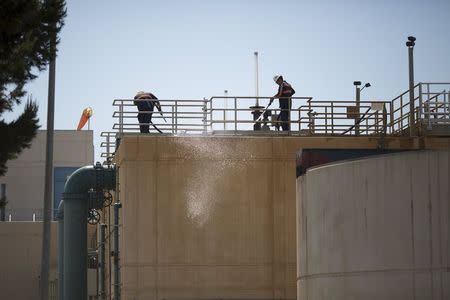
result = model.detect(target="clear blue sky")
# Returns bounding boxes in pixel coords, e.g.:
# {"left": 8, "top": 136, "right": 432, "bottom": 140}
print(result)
{"left": 5, "top": 0, "right": 450, "bottom": 161}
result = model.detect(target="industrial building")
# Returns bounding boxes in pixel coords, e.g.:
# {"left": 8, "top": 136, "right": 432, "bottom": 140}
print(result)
{"left": 0, "top": 130, "right": 94, "bottom": 221}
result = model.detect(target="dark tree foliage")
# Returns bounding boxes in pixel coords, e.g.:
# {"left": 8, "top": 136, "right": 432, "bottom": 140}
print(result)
{"left": 0, "top": 0, "right": 66, "bottom": 175}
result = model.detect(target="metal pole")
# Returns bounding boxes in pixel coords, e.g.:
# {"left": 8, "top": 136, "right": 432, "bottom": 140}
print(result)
{"left": 171, "top": 106, "right": 175, "bottom": 133}
{"left": 355, "top": 86, "right": 361, "bottom": 135}
{"left": 119, "top": 101, "right": 124, "bottom": 135}
{"left": 40, "top": 27, "right": 56, "bottom": 300}
{"left": 224, "top": 90, "right": 228, "bottom": 130}
{"left": 254, "top": 51, "right": 259, "bottom": 106}
{"left": 234, "top": 98, "right": 237, "bottom": 132}
{"left": 203, "top": 98, "right": 207, "bottom": 134}
{"left": 99, "top": 223, "right": 107, "bottom": 299}
{"left": 113, "top": 203, "right": 122, "bottom": 300}
{"left": 447, "top": 91, "right": 450, "bottom": 121}
{"left": 418, "top": 83, "right": 423, "bottom": 120}
{"left": 407, "top": 37, "right": 416, "bottom": 135}
{"left": 106, "top": 135, "right": 111, "bottom": 165}
{"left": 175, "top": 101, "right": 178, "bottom": 134}
{"left": 0, "top": 183, "right": 6, "bottom": 221}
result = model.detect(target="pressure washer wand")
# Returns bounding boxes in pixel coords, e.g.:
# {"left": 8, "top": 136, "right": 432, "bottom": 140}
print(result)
{"left": 255, "top": 99, "right": 274, "bottom": 122}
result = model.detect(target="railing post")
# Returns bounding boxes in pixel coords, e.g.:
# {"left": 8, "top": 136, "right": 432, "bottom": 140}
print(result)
{"left": 210, "top": 98, "right": 213, "bottom": 132}
{"left": 325, "top": 106, "right": 328, "bottom": 134}
{"left": 308, "top": 99, "right": 312, "bottom": 134}
{"left": 447, "top": 91, "right": 450, "bottom": 122}
{"left": 106, "top": 135, "right": 111, "bottom": 164}
{"left": 171, "top": 106, "right": 175, "bottom": 134}
{"left": 223, "top": 99, "right": 226, "bottom": 131}
{"left": 400, "top": 95, "right": 404, "bottom": 131}
{"left": 234, "top": 98, "right": 237, "bottom": 132}
{"left": 331, "top": 102, "right": 334, "bottom": 135}
{"left": 418, "top": 83, "right": 423, "bottom": 121}
{"left": 202, "top": 97, "right": 207, "bottom": 134}
{"left": 175, "top": 101, "right": 178, "bottom": 134}
{"left": 119, "top": 101, "right": 124, "bottom": 135}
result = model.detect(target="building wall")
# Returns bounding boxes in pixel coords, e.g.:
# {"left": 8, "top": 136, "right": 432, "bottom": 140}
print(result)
{"left": 0, "top": 222, "right": 98, "bottom": 300}
{"left": 115, "top": 135, "right": 307, "bottom": 300}
{"left": 0, "top": 130, "right": 94, "bottom": 221}
{"left": 296, "top": 150, "right": 450, "bottom": 299}
{"left": 0, "top": 222, "right": 58, "bottom": 300}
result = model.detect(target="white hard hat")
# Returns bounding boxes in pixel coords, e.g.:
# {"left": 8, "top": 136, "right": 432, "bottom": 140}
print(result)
{"left": 136, "top": 91, "right": 145, "bottom": 96}
{"left": 273, "top": 75, "right": 282, "bottom": 83}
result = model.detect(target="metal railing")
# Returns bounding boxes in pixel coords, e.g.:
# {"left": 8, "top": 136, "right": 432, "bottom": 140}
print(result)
{"left": 2, "top": 208, "right": 59, "bottom": 221}
{"left": 112, "top": 96, "right": 317, "bottom": 134}
{"left": 101, "top": 85, "right": 450, "bottom": 159}
{"left": 100, "top": 131, "right": 117, "bottom": 165}
{"left": 113, "top": 98, "right": 208, "bottom": 134}
{"left": 208, "top": 96, "right": 312, "bottom": 132}
{"left": 298, "top": 99, "right": 389, "bottom": 135}
{"left": 390, "top": 82, "right": 450, "bottom": 133}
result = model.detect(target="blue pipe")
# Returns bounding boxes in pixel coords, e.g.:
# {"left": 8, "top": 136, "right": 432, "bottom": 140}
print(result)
{"left": 62, "top": 163, "right": 115, "bottom": 300}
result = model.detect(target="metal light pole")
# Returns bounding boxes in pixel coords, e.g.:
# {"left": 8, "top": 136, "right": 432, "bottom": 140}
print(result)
{"left": 254, "top": 51, "right": 259, "bottom": 106}
{"left": 353, "top": 81, "right": 371, "bottom": 135}
{"left": 40, "top": 26, "right": 56, "bottom": 300}
{"left": 406, "top": 36, "right": 416, "bottom": 136}
{"left": 354, "top": 81, "right": 361, "bottom": 135}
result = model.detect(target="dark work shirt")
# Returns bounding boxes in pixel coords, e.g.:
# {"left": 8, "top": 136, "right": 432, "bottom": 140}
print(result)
{"left": 277, "top": 81, "right": 294, "bottom": 109}
{"left": 134, "top": 93, "right": 156, "bottom": 112}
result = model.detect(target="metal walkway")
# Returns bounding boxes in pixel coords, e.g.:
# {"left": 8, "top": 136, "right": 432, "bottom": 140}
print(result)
{"left": 101, "top": 82, "right": 450, "bottom": 161}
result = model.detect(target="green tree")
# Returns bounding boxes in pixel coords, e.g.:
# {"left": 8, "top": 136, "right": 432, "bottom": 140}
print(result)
{"left": 0, "top": 0, "right": 67, "bottom": 176}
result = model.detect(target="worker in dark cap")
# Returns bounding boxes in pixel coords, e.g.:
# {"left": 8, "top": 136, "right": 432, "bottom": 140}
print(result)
{"left": 133, "top": 91, "right": 164, "bottom": 133}
{"left": 269, "top": 75, "right": 296, "bottom": 131}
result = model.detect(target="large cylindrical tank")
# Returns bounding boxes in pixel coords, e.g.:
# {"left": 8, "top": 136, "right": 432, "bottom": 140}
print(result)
{"left": 297, "top": 150, "right": 450, "bottom": 299}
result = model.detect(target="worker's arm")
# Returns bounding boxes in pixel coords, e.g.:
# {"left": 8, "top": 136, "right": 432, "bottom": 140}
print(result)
{"left": 269, "top": 84, "right": 283, "bottom": 104}
{"left": 154, "top": 100, "right": 162, "bottom": 113}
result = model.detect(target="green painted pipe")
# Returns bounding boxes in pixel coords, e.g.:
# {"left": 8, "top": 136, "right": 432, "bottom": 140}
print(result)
{"left": 57, "top": 200, "right": 64, "bottom": 300}
{"left": 62, "top": 164, "right": 115, "bottom": 300}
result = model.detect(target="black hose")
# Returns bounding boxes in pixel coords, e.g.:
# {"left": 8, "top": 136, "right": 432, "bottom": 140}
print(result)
{"left": 341, "top": 107, "right": 371, "bottom": 135}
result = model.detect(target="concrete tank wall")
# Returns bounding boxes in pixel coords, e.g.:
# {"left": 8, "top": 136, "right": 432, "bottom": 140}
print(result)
{"left": 296, "top": 150, "right": 450, "bottom": 299}
{"left": 116, "top": 135, "right": 309, "bottom": 300}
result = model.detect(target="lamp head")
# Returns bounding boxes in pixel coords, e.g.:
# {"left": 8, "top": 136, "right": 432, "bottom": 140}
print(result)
{"left": 353, "top": 81, "right": 361, "bottom": 86}
{"left": 364, "top": 83, "right": 371, "bottom": 88}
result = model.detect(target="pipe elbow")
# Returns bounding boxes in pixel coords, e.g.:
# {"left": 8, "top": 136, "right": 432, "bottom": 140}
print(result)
{"left": 56, "top": 200, "right": 64, "bottom": 220}
{"left": 62, "top": 163, "right": 116, "bottom": 201}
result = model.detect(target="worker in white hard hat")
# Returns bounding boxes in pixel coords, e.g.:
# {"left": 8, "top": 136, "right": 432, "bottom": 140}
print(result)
{"left": 269, "top": 75, "right": 296, "bottom": 131}
{"left": 133, "top": 91, "right": 164, "bottom": 133}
